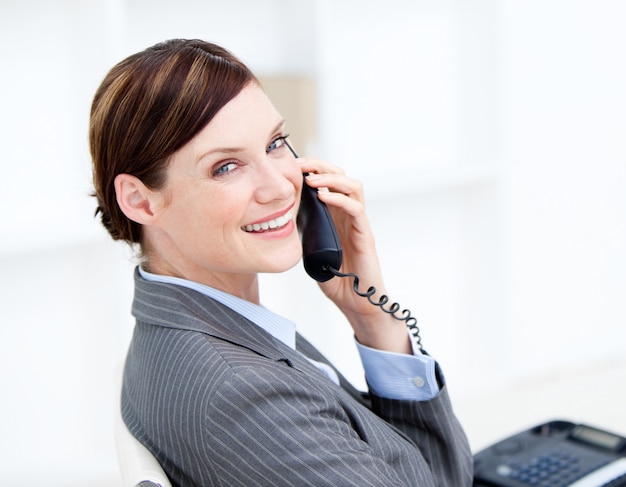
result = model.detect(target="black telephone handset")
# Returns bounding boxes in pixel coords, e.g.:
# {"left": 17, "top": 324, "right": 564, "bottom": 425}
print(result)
{"left": 473, "top": 420, "right": 626, "bottom": 487}
{"left": 285, "top": 142, "right": 342, "bottom": 282}
{"left": 297, "top": 178, "right": 343, "bottom": 282}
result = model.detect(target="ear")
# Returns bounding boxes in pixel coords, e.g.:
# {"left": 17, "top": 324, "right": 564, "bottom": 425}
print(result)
{"left": 114, "top": 173, "right": 162, "bottom": 225}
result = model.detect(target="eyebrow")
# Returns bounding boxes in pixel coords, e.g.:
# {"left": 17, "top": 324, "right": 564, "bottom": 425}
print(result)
{"left": 197, "top": 119, "right": 286, "bottom": 161}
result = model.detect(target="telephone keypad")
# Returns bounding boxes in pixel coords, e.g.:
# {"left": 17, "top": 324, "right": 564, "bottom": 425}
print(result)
{"left": 498, "top": 449, "right": 605, "bottom": 487}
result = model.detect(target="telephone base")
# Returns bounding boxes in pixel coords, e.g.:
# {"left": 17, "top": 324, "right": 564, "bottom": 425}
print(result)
{"left": 473, "top": 420, "right": 626, "bottom": 487}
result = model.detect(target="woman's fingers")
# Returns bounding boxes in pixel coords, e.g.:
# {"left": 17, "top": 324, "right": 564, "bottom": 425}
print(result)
{"left": 297, "top": 157, "right": 345, "bottom": 176}
{"left": 298, "top": 157, "right": 361, "bottom": 198}
{"left": 296, "top": 158, "right": 367, "bottom": 226}
{"left": 305, "top": 172, "right": 363, "bottom": 200}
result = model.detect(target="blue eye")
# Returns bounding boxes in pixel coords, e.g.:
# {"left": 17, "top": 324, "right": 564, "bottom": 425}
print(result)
{"left": 266, "top": 135, "right": 289, "bottom": 153}
{"left": 214, "top": 161, "right": 237, "bottom": 176}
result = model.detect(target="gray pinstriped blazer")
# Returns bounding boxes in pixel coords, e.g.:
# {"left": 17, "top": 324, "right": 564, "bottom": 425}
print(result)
{"left": 121, "top": 270, "right": 473, "bottom": 486}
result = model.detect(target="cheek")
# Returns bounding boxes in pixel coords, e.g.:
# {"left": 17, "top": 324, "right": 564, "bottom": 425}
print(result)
{"left": 289, "top": 165, "right": 304, "bottom": 194}
{"left": 188, "top": 189, "right": 248, "bottom": 242}
{"left": 159, "top": 184, "right": 211, "bottom": 232}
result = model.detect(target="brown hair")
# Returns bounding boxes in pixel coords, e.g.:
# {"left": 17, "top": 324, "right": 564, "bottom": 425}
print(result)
{"left": 90, "top": 39, "right": 256, "bottom": 243}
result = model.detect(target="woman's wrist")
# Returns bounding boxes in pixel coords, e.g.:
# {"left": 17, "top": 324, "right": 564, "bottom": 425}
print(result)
{"left": 349, "top": 312, "right": 412, "bottom": 355}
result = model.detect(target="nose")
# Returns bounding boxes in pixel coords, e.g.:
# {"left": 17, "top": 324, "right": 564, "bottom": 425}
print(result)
{"left": 253, "top": 155, "right": 298, "bottom": 204}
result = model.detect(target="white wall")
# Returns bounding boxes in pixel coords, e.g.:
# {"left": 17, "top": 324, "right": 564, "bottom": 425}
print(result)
{"left": 1, "top": 0, "right": 624, "bottom": 484}
{"left": 500, "top": 0, "right": 626, "bottom": 374}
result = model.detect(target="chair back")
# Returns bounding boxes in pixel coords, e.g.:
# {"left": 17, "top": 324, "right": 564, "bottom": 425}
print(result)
{"left": 115, "top": 409, "right": 172, "bottom": 487}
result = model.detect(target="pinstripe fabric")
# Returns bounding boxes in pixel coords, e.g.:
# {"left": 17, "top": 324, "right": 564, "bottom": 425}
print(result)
{"left": 122, "top": 270, "right": 473, "bottom": 486}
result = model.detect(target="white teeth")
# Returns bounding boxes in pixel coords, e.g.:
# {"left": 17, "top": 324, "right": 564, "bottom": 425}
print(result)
{"left": 244, "top": 210, "right": 293, "bottom": 233}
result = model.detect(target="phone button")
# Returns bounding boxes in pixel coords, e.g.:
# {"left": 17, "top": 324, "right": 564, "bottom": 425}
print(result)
{"left": 496, "top": 464, "right": 514, "bottom": 477}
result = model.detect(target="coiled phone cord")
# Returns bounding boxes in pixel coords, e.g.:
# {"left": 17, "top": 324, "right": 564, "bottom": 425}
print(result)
{"left": 325, "top": 266, "right": 423, "bottom": 351}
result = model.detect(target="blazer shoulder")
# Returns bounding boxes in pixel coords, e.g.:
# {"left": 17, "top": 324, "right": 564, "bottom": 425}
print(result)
{"left": 130, "top": 270, "right": 291, "bottom": 362}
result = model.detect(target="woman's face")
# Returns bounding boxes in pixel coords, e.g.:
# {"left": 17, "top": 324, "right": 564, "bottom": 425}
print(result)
{"left": 145, "top": 82, "right": 303, "bottom": 296}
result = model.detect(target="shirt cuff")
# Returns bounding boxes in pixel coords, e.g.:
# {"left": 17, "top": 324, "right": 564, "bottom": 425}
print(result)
{"left": 356, "top": 339, "right": 440, "bottom": 401}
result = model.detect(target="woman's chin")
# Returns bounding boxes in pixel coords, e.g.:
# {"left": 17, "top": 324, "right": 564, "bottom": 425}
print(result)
{"left": 264, "top": 249, "right": 303, "bottom": 275}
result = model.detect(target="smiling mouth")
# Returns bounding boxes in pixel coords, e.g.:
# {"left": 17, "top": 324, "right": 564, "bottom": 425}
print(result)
{"left": 243, "top": 210, "right": 294, "bottom": 233}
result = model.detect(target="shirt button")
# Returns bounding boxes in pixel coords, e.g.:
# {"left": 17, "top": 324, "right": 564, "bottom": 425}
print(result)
{"left": 412, "top": 376, "right": 425, "bottom": 388}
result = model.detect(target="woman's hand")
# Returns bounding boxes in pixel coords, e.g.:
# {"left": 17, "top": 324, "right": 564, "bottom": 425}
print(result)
{"left": 297, "top": 158, "right": 411, "bottom": 355}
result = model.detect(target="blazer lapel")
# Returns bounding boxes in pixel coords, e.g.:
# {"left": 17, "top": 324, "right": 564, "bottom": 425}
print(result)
{"left": 130, "top": 268, "right": 372, "bottom": 406}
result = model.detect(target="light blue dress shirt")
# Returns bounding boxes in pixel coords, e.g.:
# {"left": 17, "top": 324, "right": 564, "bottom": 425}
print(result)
{"left": 138, "top": 267, "right": 439, "bottom": 401}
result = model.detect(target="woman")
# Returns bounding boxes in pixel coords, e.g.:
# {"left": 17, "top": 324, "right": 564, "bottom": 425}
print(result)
{"left": 91, "top": 39, "right": 472, "bottom": 486}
